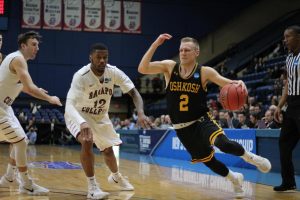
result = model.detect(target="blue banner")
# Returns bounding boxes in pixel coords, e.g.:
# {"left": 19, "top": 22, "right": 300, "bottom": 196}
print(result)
{"left": 215, "top": 129, "right": 256, "bottom": 169}
{"left": 118, "top": 130, "right": 140, "bottom": 153}
{"left": 139, "top": 129, "right": 166, "bottom": 154}
{"left": 152, "top": 128, "right": 256, "bottom": 169}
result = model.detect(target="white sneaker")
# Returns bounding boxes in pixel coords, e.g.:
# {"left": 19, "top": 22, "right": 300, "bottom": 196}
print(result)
{"left": 230, "top": 172, "right": 244, "bottom": 198}
{"left": 87, "top": 183, "right": 109, "bottom": 199}
{"left": 243, "top": 152, "right": 271, "bottom": 173}
{"left": 19, "top": 181, "right": 49, "bottom": 195}
{"left": 108, "top": 173, "right": 134, "bottom": 191}
{"left": 0, "top": 175, "right": 20, "bottom": 187}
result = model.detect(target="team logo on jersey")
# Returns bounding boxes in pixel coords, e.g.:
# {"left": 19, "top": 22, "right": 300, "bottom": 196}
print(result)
{"left": 104, "top": 78, "right": 111, "bottom": 83}
{"left": 194, "top": 72, "right": 200, "bottom": 79}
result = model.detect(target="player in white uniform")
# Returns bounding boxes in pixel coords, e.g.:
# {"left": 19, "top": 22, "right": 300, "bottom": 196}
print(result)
{"left": 65, "top": 43, "right": 151, "bottom": 199}
{"left": 0, "top": 31, "right": 62, "bottom": 195}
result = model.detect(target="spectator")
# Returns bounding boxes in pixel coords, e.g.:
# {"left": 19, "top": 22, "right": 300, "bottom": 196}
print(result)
{"left": 225, "top": 111, "right": 239, "bottom": 129}
{"left": 249, "top": 113, "right": 261, "bottom": 129}
{"left": 58, "top": 128, "right": 74, "bottom": 145}
{"left": 264, "top": 110, "right": 279, "bottom": 129}
{"left": 49, "top": 119, "right": 56, "bottom": 145}
{"left": 26, "top": 127, "right": 37, "bottom": 145}
{"left": 30, "top": 102, "right": 41, "bottom": 114}
{"left": 254, "top": 103, "right": 264, "bottom": 119}
{"left": 237, "top": 112, "right": 250, "bottom": 129}
{"left": 218, "top": 110, "right": 228, "bottom": 128}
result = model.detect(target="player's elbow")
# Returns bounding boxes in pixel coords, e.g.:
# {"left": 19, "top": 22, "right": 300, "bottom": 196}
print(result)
{"left": 138, "top": 66, "right": 148, "bottom": 74}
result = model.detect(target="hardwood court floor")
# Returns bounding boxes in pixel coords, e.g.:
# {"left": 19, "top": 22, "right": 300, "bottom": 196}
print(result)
{"left": 0, "top": 144, "right": 299, "bottom": 200}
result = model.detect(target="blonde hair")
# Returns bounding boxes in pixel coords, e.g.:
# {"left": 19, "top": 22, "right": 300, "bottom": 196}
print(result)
{"left": 180, "top": 37, "right": 200, "bottom": 51}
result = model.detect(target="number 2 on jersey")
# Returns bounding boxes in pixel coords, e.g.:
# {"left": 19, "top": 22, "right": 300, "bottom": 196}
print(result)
{"left": 180, "top": 94, "right": 189, "bottom": 111}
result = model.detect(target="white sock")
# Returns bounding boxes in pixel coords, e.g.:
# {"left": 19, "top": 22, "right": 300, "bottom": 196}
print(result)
{"left": 241, "top": 151, "right": 253, "bottom": 160}
{"left": 226, "top": 170, "right": 237, "bottom": 181}
{"left": 19, "top": 171, "right": 31, "bottom": 186}
{"left": 112, "top": 171, "right": 121, "bottom": 179}
{"left": 87, "top": 176, "right": 97, "bottom": 186}
{"left": 5, "top": 164, "right": 17, "bottom": 179}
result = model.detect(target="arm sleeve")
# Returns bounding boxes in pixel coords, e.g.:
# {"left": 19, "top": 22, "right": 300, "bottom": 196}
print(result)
{"left": 65, "top": 74, "right": 86, "bottom": 125}
{"left": 114, "top": 67, "right": 135, "bottom": 93}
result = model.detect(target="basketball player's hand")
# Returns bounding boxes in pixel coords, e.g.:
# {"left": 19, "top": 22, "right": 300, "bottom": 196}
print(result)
{"left": 49, "top": 96, "right": 62, "bottom": 106}
{"left": 232, "top": 80, "right": 248, "bottom": 94}
{"left": 153, "top": 33, "right": 172, "bottom": 47}
{"left": 137, "top": 114, "right": 152, "bottom": 129}
{"left": 80, "top": 122, "right": 93, "bottom": 141}
{"left": 274, "top": 107, "right": 281, "bottom": 123}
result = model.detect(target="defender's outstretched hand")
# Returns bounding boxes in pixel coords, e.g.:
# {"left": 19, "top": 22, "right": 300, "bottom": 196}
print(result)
{"left": 137, "top": 114, "right": 152, "bottom": 129}
{"left": 49, "top": 96, "right": 62, "bottom": 106}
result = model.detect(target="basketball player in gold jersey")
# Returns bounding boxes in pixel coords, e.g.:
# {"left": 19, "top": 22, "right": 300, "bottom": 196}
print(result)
{"left": 138, "top": 33, "right": 271, "bottom": 198}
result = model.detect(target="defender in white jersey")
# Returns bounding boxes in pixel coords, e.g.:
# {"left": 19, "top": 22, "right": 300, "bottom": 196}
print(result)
{"left": 0, "top": 31, "right": 62, "bottom": 195}
{"left": 65, "top": 43, "right": 151, "bottom": 199}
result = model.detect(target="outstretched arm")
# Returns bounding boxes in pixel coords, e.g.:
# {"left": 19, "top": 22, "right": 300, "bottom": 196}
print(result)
{"left": 127, "top": 88, "right": 151, "bottom": 129}
{"left": 12, "top": 57, "right": 62, "bottom": 106}
{"left": 138, "top": 33, "right": 175, "bottom": 75}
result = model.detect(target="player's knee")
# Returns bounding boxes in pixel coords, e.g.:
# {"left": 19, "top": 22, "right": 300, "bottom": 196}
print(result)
{"left": 80, "top": 140, "right": 93, "bottom": 149}
{"left": 102, "top": 147, "right": 114, "bottom": 156}
{"left": 13, "top": 138, "right": 28, "bottom": 167}
{"left": 214, "top": 138, "right": 227, "bottom": 152}
{"left": 204, "top": 157, "right": 217, "bottom": 168}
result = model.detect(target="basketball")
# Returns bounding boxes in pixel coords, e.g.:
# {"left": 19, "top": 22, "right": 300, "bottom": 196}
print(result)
{"left": 219, "top": 83, "right": 248, "bottom": 111}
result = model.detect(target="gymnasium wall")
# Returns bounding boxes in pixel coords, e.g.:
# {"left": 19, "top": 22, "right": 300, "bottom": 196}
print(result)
{"left": 2, "top": 0, "right": 254, "bottom": 98}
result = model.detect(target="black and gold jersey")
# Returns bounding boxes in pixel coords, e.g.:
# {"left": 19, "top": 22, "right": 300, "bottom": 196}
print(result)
{"left": 166, "top": 63, "right": 208, "bottom": 124}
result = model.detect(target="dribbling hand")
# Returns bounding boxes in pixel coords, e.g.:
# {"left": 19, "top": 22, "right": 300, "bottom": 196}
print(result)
{"left": 232, "top": 80, "right": 248, "bottom": 94}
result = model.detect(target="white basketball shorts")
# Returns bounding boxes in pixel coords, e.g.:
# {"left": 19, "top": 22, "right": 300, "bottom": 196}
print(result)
{"left": 0, "top": 106, "right": 26, "bottom": 143}
{"left": 65, "top": 113, "right": 122, "bottom": 151}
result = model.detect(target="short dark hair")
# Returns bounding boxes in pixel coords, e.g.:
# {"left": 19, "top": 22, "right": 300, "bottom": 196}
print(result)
{"left": 90, "top": 43, "right": 108, "bottom": 54}
{"left": 226, "top": 111, "right": 234, "bottom": 118}
{"left": 286, "top": 25, "right": 300, "bottom": 34}
{"left": 17, "top": 31, "right": 42, "bottom": 47}
{"left": 181, "top": 37, "right": 200, "bottom": 51}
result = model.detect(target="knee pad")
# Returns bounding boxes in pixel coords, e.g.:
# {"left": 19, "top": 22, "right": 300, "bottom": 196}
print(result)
{"left": 13, "top": 139, "right": 28, "bottom": 167}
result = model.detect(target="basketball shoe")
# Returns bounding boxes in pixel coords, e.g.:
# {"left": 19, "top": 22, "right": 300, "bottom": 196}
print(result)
{"left": 229, "top": 172, "right": 244, "bottom": 198}
{"left": 242, "top": 151, "right": 271, "bottom": 173}
{"left": 108, "top": 173, "right": 134, "bottom": 191}
{"left": 87, "top": 182, "right": 109, "bottom": 199}
{"left": 19, "top": 179, "right": 49, "bottom": 195}
{"left": 0, "top": 175, "right": 20, "bottom": 187}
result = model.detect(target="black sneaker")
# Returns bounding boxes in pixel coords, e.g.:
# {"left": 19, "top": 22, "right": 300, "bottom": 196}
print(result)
{"left": 273, "top": 184, "right": 296, "bottom": 191}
